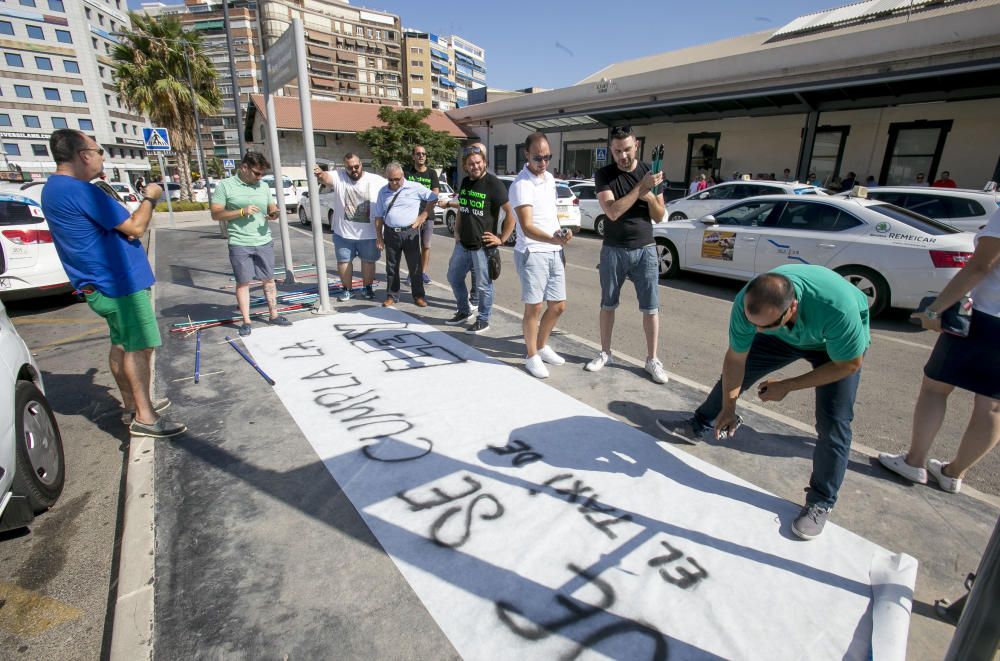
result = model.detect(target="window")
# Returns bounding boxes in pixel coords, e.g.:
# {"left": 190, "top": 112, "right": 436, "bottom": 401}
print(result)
{"left": 104, "top": 43, "right": 110, "bottom": 55}
{"left": 98, "top": 14, "right": 104, "bottom": 26}
{"left": 98, "top": 66, "right": 105, "bottom": 78}
{"left": 48, "top": 0, "right": 66, "bottom": 11}
{"left": 43, "top": 87, "right": 60, "bottom": 101}
{"left": 314, "top": 133, "right": 327, "bottom": 146}
{"left": 104, "top": 94, "right": 111, "bottom": 105}
{"left": 51, "top": 117, "right": 67, "bottom": 129}
{"left": 3, "top": 144, "right": 20, "bottom": 156}
{"left": 78, "top": 118, "right": 94, "bottom": 130}
{"left": 55, "top": 29, "right": 71, "bottom": 44}
{"left": 0, "top": 22, "right": 13, "bottom": 37}
{"left": 20, "top": 0, "right": 38, "bottom": 7}
{"left": 35, "top": 56, "right": 53, "bottom": 71}
{"left": 71, "top": 90, "right": 86, "bottom": 102}
{"left": 685, "top": 132, "right": 720, "bottom": 186}
{"left": 23, "top": 115, "right": 40, "bottom": 128}
{"left": 573, "top": 185, "right": 596, "bottom": 200}
{"left": 91, "top": 38, "right": 98, "bottom": 49}
{"left": 807, "top": 126, "right": 850, "bottom": 188}
{"left": 494, "top": 145, "right": 508, "bottom": 173}
{"left": 64, "top": 60, "right": 79, "bottom": 74}
{"left": 111, "top": 121, "right": 117, "bottom": 133}
{"left": 880, "top": 120, "right": 953, "bottom": 186}
{"left": 5, "top": 53, "right": 24, "bottom": 67}
{"left": 31, "top": 144, "right": 47, "bottom": 156}
{"left": 0, "top": 114, "right": 10, "bottom": 127}
{"left": 868, "top": 204, "right": 960, "bottom": 235}
{"left": 410, "top": 47, "right": 423, "bottom": 54}
{"left": 714, "top": 201, "right": 780, "bottom": 227}
{"left": 410, "top": 60, "right": 422, "bottom": 67}
{"left": 85, "top": 7, "right": 91, "bottom": 19}
{"left": 772, "top": 201, "right": 861, "bottom": 232}
{"left": 14, "top": 85, "right": 32, "bottom": 99}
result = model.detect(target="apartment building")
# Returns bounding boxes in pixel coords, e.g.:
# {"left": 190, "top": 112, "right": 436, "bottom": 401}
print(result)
{"left": 402, "top": 31, "right": 484, "bottom": 111}
{"left": 258, "top": 0, "right": 403, "bottom": 105}
{"left": 0, "top": 0, "right": 149, "bottom": 181}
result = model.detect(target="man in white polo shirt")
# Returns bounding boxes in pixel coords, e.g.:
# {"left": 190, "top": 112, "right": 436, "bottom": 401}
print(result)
{"left": 509, "top": 132, "right": 572, "bottom": 379}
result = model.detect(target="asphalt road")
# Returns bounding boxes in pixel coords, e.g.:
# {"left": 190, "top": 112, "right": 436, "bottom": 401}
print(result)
{"left": 397, "top": 224, "right": 993, "bottom": 497}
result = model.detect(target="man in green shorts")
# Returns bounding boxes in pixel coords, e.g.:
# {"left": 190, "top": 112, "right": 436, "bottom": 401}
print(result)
{"left": 210, "top": 151, "right": 293, "bottom": 337}
{"left": 657, "top": 264, "right": 870, "bottom": 540}
{"left": 41, "top": 129, "right": 185, "bottom": 438}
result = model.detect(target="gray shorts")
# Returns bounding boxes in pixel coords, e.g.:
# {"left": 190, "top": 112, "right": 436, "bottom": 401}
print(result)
{"left": 514, "top": 248, "right": 566, "bottom": 304}
{"left": 229, "top": 241, "right": 275, "bottom": 284}
{"left": 598, "top": 244, "right": 659, "bottom": 313}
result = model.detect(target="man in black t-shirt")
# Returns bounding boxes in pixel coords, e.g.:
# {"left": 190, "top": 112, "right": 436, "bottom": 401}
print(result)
{"left": 404, "top": 144, "right": 439, "bottom": 285}
{"left": 442, "top": 145, "right": 514, "bottom": 334}
{"left": 587, "top": 126, "right": 669, "bottom": 384}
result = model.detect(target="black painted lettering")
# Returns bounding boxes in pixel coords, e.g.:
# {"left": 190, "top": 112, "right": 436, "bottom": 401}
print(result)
{"left": 278, "top": 340, "right": 326, "bottom": 358}
{"left": 397, "top": 475, "right": 482, "bottom": 511}
{"left": 430, "top": 494, "right": 504, "bottom": 548}
{"left": 495, "top": 563, "right": 614, "bottom": 640}
{"left": 334, "top": 321, "right": 410, "bottom": 340}
{"left": 361, "top": 436, "right": 433, "bottom": 463}
{"left": 302, "top": 363, "right": 352, "bottom": 380}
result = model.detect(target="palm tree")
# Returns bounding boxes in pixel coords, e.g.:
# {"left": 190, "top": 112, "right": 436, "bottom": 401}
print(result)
{"left": 112, "top": 13, "right": 222, "bottom": 201}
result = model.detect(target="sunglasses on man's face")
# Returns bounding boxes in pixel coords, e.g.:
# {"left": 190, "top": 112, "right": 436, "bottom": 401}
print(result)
{"left": 413, "top": 151, "right": 427, "bottom": 157}
{"left": 79, "top": 147, "right": 104, "bottom": 156}
{"left": 463, "top": 146, "right": 484, "bottom": 155}
{"left": 531, "top": 154, "right": 552, "bottom": 163}
{"left": 754, "top": 303, "right": 792, "bottom": 330}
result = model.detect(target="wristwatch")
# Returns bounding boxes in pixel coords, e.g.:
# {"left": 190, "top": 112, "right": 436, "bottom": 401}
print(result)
{"left": 925, "top": 308, "right": 940, "bottom": 320}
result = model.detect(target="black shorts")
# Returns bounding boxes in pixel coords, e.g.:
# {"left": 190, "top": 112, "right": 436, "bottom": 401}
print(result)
{"left": 924, "top": 309, "right": 1000, "bottom": 399}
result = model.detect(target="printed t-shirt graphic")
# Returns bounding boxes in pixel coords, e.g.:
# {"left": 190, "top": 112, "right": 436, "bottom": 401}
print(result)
{"left": 456, "top": 172, "right": 508, "bottom": 250}
{"left": 328, "top": 170, "right": 388, "bottom": 241}
{"left": 594, "top": 161, "right": 654, "bottom": 249}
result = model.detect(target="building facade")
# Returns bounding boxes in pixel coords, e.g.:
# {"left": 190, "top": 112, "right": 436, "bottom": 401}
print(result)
{"left": 0, "top": 0, "right": 150, "bottom": 182}
{"left": 401, "top": 31, "right": 484, "bottom": 112}
{"left": 449, "top": 1, "right": 1000, "bottom": 191}
{"left": 258, "top": 0, "right": 403, "bottom": 105}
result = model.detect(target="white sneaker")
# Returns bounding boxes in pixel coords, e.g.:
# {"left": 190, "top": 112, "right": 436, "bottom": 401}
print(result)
{"left": 524, "top": 354, "right": 549, "bottom": 379}
{"left": 537, "top": 345, "right": 565, "bottom": 366}
{"left": 645, "top": 357, "right": 669, "bottom": 384}
{"left": 878, "top": 452, "right": 928, "bottom": 484}
{"left": 585, "top": 351, "right": 611, "bottom": 372}
{"left": 928, "top": 459, "right": 962, "bottom": 494}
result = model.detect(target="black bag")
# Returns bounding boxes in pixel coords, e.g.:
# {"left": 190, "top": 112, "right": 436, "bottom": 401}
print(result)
{"left": 914, "top": 295, "right": 972, "bottom": 337}
{"left": 486, "top": 246, "right": 501, "bottom": 280}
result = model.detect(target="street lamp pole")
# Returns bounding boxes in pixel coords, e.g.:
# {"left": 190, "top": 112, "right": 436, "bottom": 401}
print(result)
{"left": 184, "top": 53, "right": 211, "bottom": 199}
{"left": 221, "top": 0, "right": 247, "bottom": 155}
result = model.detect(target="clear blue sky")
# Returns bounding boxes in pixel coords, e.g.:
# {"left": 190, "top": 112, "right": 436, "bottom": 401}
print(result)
{"left": 128, "top": 1, "right": 840, "bottom": 89}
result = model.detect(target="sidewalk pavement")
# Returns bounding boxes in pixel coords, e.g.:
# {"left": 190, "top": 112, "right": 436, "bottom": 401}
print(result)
{"left": 114, "top": 213, "right": 998, "bottom": 660}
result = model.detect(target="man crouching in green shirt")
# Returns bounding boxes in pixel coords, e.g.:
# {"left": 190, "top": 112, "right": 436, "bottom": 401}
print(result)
{"left": 658, "top": 264, "right": 870, "bottom": 540}
{"left": 210, "top": 151, "right": 293, "bottom": 337}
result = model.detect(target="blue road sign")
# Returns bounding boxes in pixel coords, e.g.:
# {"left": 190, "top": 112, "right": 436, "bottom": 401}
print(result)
{"left": 143, "top": 127, "right": 171, "bottom": 152}
{"left": 223, "top": 159, "right": 236, "bottom": 170}
{"left": 595, "top": 147, "right": 608, "bottom": 162}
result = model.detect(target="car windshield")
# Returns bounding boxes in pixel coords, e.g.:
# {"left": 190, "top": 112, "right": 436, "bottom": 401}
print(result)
{"left": 267, "top": 178, "right": 293, "bottom": 189}
{"left": 0, "top": 197, "right": 43, "bottom": 226}
{"left": 556, "top": 186, "right": 574, "bottom": 199}
{"left": 867, "top": 203, "right": 962, "bottom": 235}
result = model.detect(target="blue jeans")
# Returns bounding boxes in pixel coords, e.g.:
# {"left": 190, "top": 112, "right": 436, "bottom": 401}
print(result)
{"left": 448, "top": 243, "right": 491, "bottom": 322}
{"left": 694, "top": 333, "right": 862, "bottom": 509}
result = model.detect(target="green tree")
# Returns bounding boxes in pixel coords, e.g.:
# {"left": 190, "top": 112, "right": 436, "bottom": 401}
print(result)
{"left": 206, "top": 156, "right": 224, "bottom": 178}
{"left": 356, "top": 106, "right": 460, "bottom": 173}
{"left": 112, "top": 14, "right": 222, "bottom": 201}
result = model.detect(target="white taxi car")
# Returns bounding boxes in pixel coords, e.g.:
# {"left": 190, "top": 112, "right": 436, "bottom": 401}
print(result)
{"left": 0, "top": 298, "right": 65, "bottom": 531}
{"left": 262, "top": 175, "right": 299, "bottom": 213}
{"left": 666, "top": 179, "right": 826, "bottom": 221}
{"left": 652, "top": 194, "right": 975, "bottom": 316}
{"left": 0, "top": 186, "right": 71, "bottom": 301}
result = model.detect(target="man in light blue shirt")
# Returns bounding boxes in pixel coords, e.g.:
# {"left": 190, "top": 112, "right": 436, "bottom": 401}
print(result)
{"left": 374, "top": 162, "right": 437, "bottom": 306}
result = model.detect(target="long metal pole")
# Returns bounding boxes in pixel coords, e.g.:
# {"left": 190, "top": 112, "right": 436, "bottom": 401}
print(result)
{"left": 257, "top": 7, "right": 296, "bottom": 285}
{"left": 221, "top": 0, "right": 246, "bottom": 155}
{"left": 184, "top": 55, "right": 209, "bottom": 203}
{"left": 293, "top": 18, "right": 331, "bottom": 313}
{"left": 157, "top": 154, "right": 174, "bottom": 228}
{"left": 945, "top": 515, "right": 1000, "bottom": 660}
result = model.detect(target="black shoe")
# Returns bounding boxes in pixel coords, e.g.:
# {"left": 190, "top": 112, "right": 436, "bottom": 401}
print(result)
{"left": 130, "top": 416, "right": 187, "bottom": 438}
{"left": 363, "top": 285, "right": 375, "bottom": 300}
{"left": 267, "top": 315, "right": 292, "bottom": 327}
{"left": 238, "top": 323, "right": 252, "bottom": 337}
{"left": 655, "top": 417, "right": 709, "bottom": 444}
{"left": 466, "top": 319, "right": 489, "bottom": 334}
{"left": 445, "top": 311, "right": 475, "bottom": 326}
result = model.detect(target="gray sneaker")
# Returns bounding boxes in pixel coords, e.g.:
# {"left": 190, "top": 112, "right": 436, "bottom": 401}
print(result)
{"left": 121, "top": 398, "right": 170, "bottom": 426}
{"left": 792, "top": 504, "right": 830, "bottom": 540}
{"left": 655, "top": 417, "right": 709, "bottom": 444}
{"left": 337, "top": 289, "right": 352, "bottom": 302}
{"left": 129, "top": 416, "right": 187, "bottom": 439}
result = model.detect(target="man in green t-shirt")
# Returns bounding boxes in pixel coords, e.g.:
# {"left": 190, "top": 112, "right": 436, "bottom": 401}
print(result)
{"left": 658, "top": 264, "right": 870, "bottom": 540}
{"left": 210, "top": 151, "right": 293, "bottom": 337}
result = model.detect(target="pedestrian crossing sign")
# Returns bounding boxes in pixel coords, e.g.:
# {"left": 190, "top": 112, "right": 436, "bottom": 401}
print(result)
{"left": 143, "top": 127, "right": 171, "bottom": 152}
{"left": 223, "top": 159, "right": 236, "bottom": 170}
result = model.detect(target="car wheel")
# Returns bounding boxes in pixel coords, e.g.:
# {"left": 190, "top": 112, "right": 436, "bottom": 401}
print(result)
{"left": 596, "top": 216, "right": 606, "bottom": 237}
{"left": 12, "top": 381, "right": 65, "bottom": 514}
{"left": 669, "top": 212, "right": 687, "bottom": 221}
{"left": 655, "top": 239, "right": 680, "bottom": 279}
{"left": 836, "top": 266, "right": 889, "bottom": 316}
{"left": 446, "top": 211, "right": 456, "bottom": 235}
{"left": 298, "top": 206, "right": 310, "bottom": 226}
{"left": 505, "top": 227, "right": 517, "bottom": 246}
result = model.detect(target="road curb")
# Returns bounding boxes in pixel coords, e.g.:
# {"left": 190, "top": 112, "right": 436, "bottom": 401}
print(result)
{"left": 109, "top": 226, "right": 158, "bottom": 661}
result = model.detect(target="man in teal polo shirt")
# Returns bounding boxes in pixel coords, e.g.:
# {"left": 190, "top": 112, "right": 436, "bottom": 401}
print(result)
{"left": 210, "top": 151, "right": 293, "bottom": 337}
{"left": 658, "top": 264, "right": 870, "bottom": 540}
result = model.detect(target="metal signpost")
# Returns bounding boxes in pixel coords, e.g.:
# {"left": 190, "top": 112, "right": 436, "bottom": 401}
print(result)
{"left": 143, "top": 127, "right": 174, "bottom": 227}
{"left": 263, "top": 18, "right": 331, "bottom": 313}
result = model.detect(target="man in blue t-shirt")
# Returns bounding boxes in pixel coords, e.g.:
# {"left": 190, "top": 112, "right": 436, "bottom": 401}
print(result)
{"left": 41, "top": 129, "right": 185, "bottom": 438}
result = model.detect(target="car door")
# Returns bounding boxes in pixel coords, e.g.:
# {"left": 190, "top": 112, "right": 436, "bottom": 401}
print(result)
{"left": 572, "top": 185, "right": 599, "bottom": 230}
{"left": 684, "top": 200, "right": 780, "bottom": 278}
{"left": 754, "top": 200, "right": 861, "bottom": 273}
